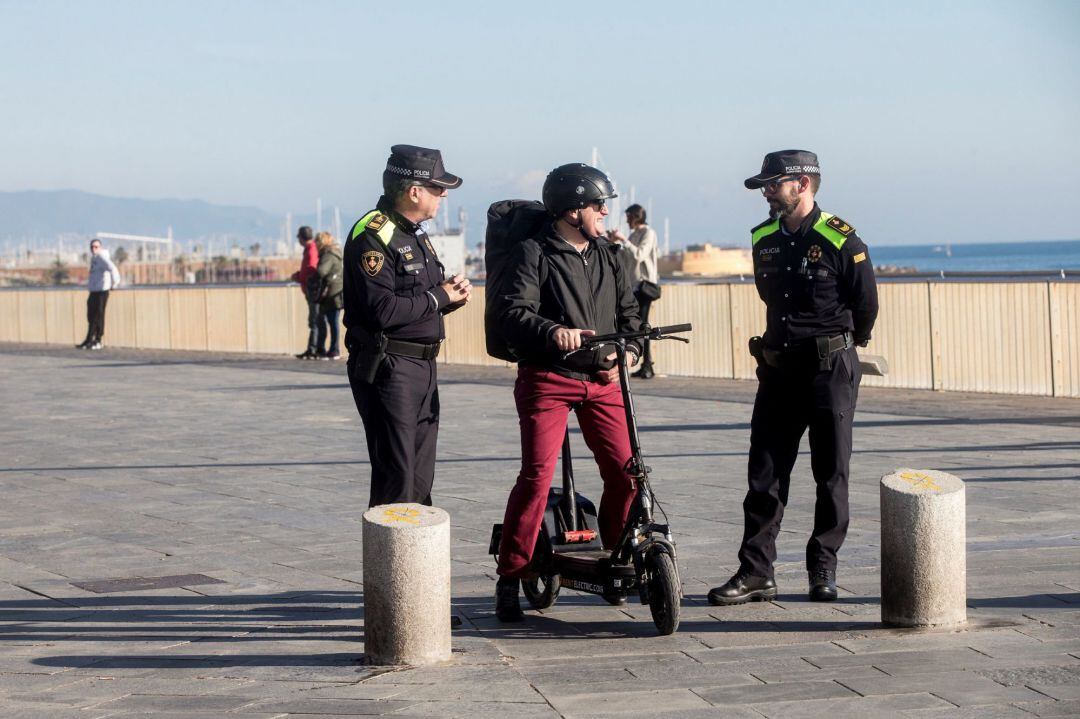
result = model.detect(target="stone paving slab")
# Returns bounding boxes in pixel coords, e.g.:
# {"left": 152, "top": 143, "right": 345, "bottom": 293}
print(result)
{"left": 1, "top": 344, "right": 1079, "bottom": 716}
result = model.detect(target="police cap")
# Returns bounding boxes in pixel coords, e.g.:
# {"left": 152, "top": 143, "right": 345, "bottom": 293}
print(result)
{"left": 744, "top": 150, "right": 820, "bottom": 189}
{"left": 384, "top": 144, "right": 462, "bottom": 189}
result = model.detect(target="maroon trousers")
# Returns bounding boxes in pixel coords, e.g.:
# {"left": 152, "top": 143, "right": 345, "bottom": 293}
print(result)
{"left": 497, "top": 366, "right": 636, "bottom": 578}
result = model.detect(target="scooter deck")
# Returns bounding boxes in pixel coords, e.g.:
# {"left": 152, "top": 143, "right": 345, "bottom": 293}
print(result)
{"left": 554, "top": 549, "right": 637, "bottom": 577}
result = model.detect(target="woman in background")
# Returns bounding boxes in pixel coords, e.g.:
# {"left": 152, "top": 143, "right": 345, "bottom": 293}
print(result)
{"left": 314, "top": 232, "right": 344, "bottom": 360}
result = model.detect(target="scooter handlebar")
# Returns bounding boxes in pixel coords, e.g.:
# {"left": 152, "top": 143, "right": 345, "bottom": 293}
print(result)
{"left": 581, "top": 323, "right": 693, "bottom": 345}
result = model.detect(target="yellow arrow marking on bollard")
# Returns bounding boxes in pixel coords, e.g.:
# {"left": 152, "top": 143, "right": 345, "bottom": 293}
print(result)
{"left": 898, "top": 471, "right": 942, "bottom": 492}
{"left": 383, "top": 507, "right": 421, "bottom": 525}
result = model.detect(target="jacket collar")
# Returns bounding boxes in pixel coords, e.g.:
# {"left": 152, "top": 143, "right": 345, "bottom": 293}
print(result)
{"left": 539, "top": 221, "right": 596, "bottom": 255}
{"left": 375, "top": 195, "right": 423, "bottom": 235}
{"left": 782, "top": 202, "right": 822, "bottom": 238}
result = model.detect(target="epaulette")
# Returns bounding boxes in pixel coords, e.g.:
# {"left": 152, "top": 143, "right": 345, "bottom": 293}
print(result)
{"left": 350, "top": 210, "right": 396, "bottom": 246}
{"left": 825, "top": 215, "right": 855, "bottom": 237}
{"left": 815, "top": 212, "right": 855, "bottom": 250}
{"left": 751, "top": 217, "right": 781, "bottom": 246}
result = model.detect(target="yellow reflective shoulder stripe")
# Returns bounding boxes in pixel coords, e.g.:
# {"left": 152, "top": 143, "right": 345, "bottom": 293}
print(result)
{"left": 751, "top": 219, "right": 780, "bottom": 246}
{"left": 813, "top": 211, "right": 847, "bottom": 250}
{"left": 349, "top": 211, "right": 396, "bottom": 247}
{"left": 376, "top": 223, "right": 394, "bottom": 246}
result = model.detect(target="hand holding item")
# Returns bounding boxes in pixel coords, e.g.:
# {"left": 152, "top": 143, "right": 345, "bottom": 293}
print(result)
{"left": 552, "top": 327, "right": 595, "bottom": 352}
{"left": 441, "top": 274, "right": 471, "bottom": 303}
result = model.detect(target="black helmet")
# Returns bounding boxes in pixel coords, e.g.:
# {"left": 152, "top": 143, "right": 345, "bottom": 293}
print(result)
{"left": 542, "top": 163, "right": 617, "bottom": 217}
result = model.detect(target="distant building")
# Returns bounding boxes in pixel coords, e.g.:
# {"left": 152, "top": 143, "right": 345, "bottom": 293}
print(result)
{"left": 659, "top": 243, "right": 753, "bottom": 277}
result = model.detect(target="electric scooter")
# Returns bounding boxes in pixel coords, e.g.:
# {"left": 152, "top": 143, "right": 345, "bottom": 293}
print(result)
{"left": 489, "top": 323, "right": 693, "bottom": 635}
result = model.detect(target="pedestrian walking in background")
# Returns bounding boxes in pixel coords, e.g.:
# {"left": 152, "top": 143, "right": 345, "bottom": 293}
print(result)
{"left": 314, "top": 231, "right": 344, "bottom": 360}
{"left": 76, "top": 238, "right": 121, "bottom": 350}
{"left": 291, "top": 226, "right": 320, "bottom": 359}
{"left": 608, "top": 203, "right": 660, "bottom": 378}
{"left": 343, "top": 145, "right": 470, "bottom": 508}
{"left": 709, "top": 150, "right": 878, "bottom": 607}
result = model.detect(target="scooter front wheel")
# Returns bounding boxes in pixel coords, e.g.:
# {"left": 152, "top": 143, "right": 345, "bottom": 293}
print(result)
{"left": 522, "top": 573, "right": 560, "bottom": 610}
{"left": 646, "top": 552, "right": 680, "bottom": 635}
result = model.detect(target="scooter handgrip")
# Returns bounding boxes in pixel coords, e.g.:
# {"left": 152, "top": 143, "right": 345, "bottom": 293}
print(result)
{"left": 656, "top": 323, "right": 692, "bottom": 335}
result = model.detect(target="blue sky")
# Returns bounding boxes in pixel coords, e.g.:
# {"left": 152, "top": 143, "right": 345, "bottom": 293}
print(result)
{"left": 1, "top": 0, "right": 1077, "bottom": 248}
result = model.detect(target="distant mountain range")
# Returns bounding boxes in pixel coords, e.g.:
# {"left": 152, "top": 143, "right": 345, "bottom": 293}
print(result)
{"left": 0, "top": 189, "right": 295, "bottom": 246}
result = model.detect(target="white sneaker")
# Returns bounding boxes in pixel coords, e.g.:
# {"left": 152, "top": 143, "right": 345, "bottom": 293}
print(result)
{"left": 89, "top": 342, "right": 103, "bottom": 350}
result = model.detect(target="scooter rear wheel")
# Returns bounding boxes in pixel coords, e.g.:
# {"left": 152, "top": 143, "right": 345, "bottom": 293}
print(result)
{"left": 646, "top": 552, "right": 680, "bottom": 635}
{"left": 522, "top": 573, "right": 561, "bottom": 609}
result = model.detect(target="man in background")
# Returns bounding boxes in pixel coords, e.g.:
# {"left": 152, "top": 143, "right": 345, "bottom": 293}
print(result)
{"left": 291, "top": 226, "right": 320, "bottom": 359}
{"left": 76, "top": 238, "right": 121, "bottom": 350}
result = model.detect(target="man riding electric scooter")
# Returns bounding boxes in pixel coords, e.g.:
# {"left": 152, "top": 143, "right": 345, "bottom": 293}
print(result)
{"left": 490, "top": 163, "right": 643, "bottom": 622}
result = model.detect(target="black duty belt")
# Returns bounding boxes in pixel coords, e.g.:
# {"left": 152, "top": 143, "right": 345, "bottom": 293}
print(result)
{"left": 385, "top": 337, "right": 441, "bottom": 360}
{"left": 760, "top": 332, "right": 852, "bottom": 371}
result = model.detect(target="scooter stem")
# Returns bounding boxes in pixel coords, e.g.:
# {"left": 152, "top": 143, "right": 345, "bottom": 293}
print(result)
{"left": 561, "top": 428, "right": 578, "bottom": 532}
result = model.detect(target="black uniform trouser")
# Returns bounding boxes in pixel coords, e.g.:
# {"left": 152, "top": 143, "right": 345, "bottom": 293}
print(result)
{"left": 738, "top": 345, "right": 861, "bottom": 577}
{"left": 84, "top": 291, "right": 109, "bottom": 343}
{"left": 633, "top": 291, "right": 654, "bottom": 369}
{"left": 347, "top": 352, "right": 439, "bottom": 508}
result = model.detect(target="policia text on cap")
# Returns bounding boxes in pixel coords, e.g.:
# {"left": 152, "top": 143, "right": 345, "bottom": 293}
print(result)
{"left": 342, "top": 145, "right": 470, "bottom": 508}
{"left": 708, "top": 150, "right": 879, "bottom": 606}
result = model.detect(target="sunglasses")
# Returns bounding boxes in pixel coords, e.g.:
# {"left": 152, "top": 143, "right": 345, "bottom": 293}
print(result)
{"left": 761, "top": 176, "right": 802, "bottom": 195}
{"left": 589, "top": 198, "right": 607, "bottom": 210}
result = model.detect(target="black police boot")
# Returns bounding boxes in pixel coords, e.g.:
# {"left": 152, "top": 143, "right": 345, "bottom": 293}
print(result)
{"left": 632, "top": 365, "right": 655, "bottom": 380}
{"left": 495, "top": 576, "right": 524, "bottom": 622}
{"left": 707, "top": 572, "right": 777, "bottom": 606}
{"left": 808, "top": 567, "right": 838, "bottom": 602}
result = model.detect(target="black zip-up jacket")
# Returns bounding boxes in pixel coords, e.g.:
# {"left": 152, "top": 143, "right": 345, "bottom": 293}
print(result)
{"left": 497, "top": 223, "right": 641, "bottom": 379}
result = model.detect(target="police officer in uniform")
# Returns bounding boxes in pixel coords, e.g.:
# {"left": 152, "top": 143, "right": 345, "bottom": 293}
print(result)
{"left": 709, "top": 150, "right": 878, "bottom": 605}
{"left": 343, "top": 145, "right": 471, "bottom": 508}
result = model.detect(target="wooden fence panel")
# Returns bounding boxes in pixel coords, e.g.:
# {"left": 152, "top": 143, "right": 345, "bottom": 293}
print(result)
{"left": 441, "top": 290, "right": 504, "bottom": 367}
{"left": 105, "top": 291, "right": 138, "bottom": 347}
{"left": 729, "top": 283, "right": 766, "bottom": 380}
{"left": 169, "top": 288, "right": 208, "bottom": 351}
{"left": 860, "top": 283, "right": 933, "bottom": 389}
{"left": 286, "top": 288, "right": 311, "bottom": 355}
{"left": 650, "top": 284, "right": 734, "bottom": 378}
{"left": 930, "top": 283, "right": 1053, "bottom": 395}
{"left": 246, "top": 286, "right": 293, "bottom": 354}
{"left": 16, "top": 292, "right": 47, "bottom": 343}
{"left": 205, "top": 288, "right": 248, "bottom": 353}
{"left": 0, "top": 292, "right": 22, "bottom": 342}
{"left": 44, "top": 291, "right": 80, "bottom": 345}
{"left": 134, "top": 289, "right": 172, "bottom": 349}
{"left": 1050, "top": 282, "right": 1080, "bottom": 398}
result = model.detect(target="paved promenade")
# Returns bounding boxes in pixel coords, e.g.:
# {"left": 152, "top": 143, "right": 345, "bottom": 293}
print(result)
{"left": 1, "top": 343, "right": 1078, "bottom": 718}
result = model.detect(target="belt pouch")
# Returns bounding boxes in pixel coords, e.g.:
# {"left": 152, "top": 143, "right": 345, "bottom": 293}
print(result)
{"left": 355, "top": 331, "right": 388, "bottom": 383}
{"left": 815, "top": 336, "right": 833, "bottom": 372}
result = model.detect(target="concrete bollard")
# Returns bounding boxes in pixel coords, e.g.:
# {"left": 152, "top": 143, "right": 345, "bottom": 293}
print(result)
{"left": 362, "top": 503, "right": 451, "bottom": 665}
{"left": 880, "top": 469, "right": 966, "bottom": 627}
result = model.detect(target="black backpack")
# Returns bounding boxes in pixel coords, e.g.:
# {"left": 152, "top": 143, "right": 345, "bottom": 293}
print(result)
{"left": 484, "top": 199, "right": 550, "bottom": 362}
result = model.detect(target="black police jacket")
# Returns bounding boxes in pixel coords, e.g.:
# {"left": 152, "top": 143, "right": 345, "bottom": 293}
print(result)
{"left": 751, "top": 203, "right": 878, "bottom": 350}
{"left": 497, "top": 223, "right": 642, "bottom": 378}
{"left": 342, "top": 196, "right": 462, "bottom": 346}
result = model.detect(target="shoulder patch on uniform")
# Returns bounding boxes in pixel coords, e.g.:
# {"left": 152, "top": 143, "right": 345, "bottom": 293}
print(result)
{"left": 361, "top": 250, "right": 385, "bottom": 276}
{"left": 826, "top": 215, "right": 855, "bottom": 236}
{"left": 367, "top": 213, "right": 388, "bottom": 232}
{"left": 853, "top": 251, "right": 867, "bottom": 264}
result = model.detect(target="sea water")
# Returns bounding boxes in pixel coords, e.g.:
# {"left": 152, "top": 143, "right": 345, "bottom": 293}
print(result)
{"left": 871, "top": 239, "right": 1080, "bottom": 273}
